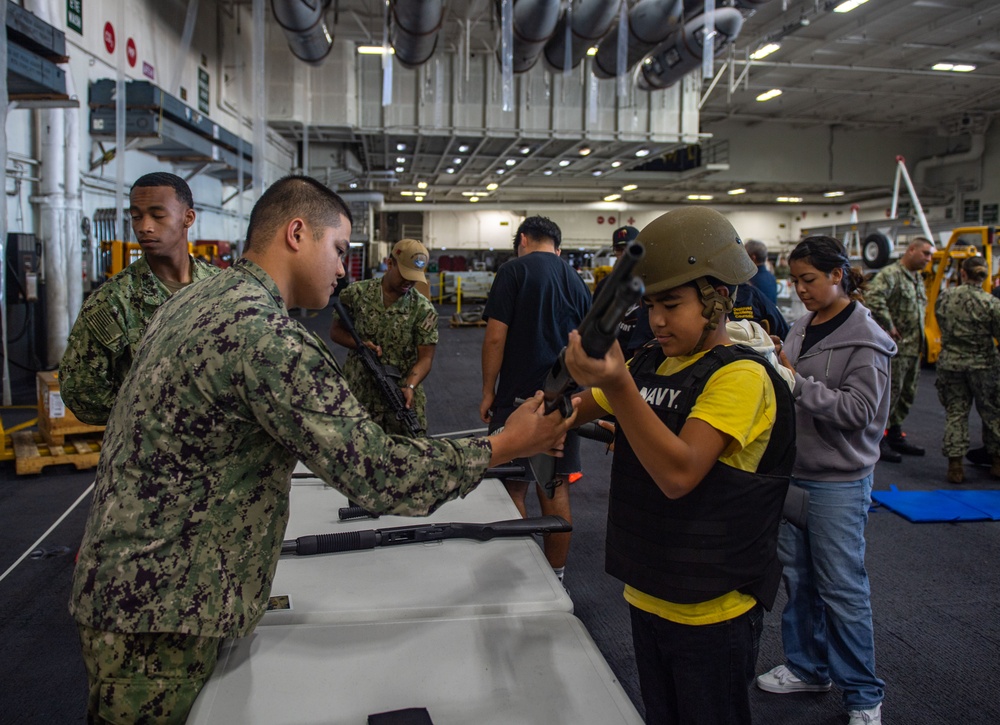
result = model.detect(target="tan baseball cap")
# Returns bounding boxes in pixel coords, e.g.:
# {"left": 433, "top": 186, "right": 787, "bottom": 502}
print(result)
{"left": 391, "top": 239, "right": 430, "bottom": 283}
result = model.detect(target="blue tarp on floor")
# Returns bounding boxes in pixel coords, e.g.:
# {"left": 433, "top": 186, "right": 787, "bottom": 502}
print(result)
{"left": 872, "top": 486, "right": 1000, "bottom": 522}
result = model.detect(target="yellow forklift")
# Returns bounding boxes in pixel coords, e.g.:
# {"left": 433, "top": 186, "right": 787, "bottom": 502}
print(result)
{"left": 922, "top": 226, "right": 997, "bottom": 364}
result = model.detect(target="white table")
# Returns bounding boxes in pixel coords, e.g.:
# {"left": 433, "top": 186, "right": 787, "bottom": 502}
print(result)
{"left": 261, "top": 477, "right": 573, "bottom": 625}
{"left": 188, "top": 613, "right": 643, "bottom": 725}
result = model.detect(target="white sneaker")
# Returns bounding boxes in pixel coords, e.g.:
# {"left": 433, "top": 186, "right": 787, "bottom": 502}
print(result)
{"left": 756, "top": 664, "right": 833, "bottom": 693}
{"left": 848, "top": 703, "right": 882, "bottom": 724}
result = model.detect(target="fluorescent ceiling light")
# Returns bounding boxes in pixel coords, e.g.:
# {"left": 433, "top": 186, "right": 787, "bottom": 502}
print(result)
{"left": 469, "top": 196, "right": 480, "bottom": 203}
{"left": 396, "top": 143, "right": 406, "bottom": 151}
{"left": 461, "top": 191, "right": 476, "bottom": 196}
{"left": 622, "top": 184, "right": 637, "bottom": 191}
{"left": 933, "top": 62, "right": 976, "bottom": 72}
{"left": 445, "top": 167, "right": 455, "bottom": 174}
{"left": 496, "top": 169, "right": 506, "bottom": 175}
{"left": 592, "top": 170, "right": 603, "bottom": 177}
{"left": 756, "top": 89, "right": 783, "bottom": 102}
{"left": 414, "top": 191, "right": 426, "bottom": 196}
{"left": 505, "top": 159, "right": 516, "bottom": 166}
{"left": 520, "top": 146, "right": 531, "bottom": 154}
{"left": 395, "top": 166, "right": 405, "bottom": 173}
{"left": 579, "top": 147, "right": 592, "bottom": 156}
{"left": 543, "top": 169, "right": 554, "bottom": 176}
{"left": 823, "top": 190, "right": 845, "bottom": 197}
{"left": 415, "top": 196, "right": 424, "bottom": 202}
{"left": 395, "top": 157, "right": 406, "bottom": 164}
{"left": 728, "top": 188, "right": 747, "bottom": 195}
{"left": 358, "top": 45, "right": 394, "bottom": 55}
{"left": 558, "top": 159, "right": 571, "bottom": 167}
{"left": 400, "top": 191, "right": 414, "bottom": 196}
{"left": 776, "top": 196, "right": 803, "bottom": 203}
{"left": 833, "top": 0, "right": 870, "bottom": 13}
{"left": 453, "top": 158, "right": 462, "bottom": 164}
{"left": 635, "top": 148, "right": 650, "bottom": 157}
{"left": 749, "top": 43, "right": 780, "bottom": 61}
{"left": 604, "top": 194, "right": 622, "bottom": 202}
{"left": 486, "top": 183, "right": 498, "bottom": 191}
{"left": 687, "top": 194, "right": 713, "bottom": 201}
{"left": 610, "top": 161, "right": 622, "bottom": 168}
{"left": 417, "top": 181, "right": 428, "bottom": 189}
{"left": 457, "top": 144, "right": 470, "bottom": 152}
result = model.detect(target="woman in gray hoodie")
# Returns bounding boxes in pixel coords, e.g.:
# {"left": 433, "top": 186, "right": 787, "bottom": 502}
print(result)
{"left": 756, "top": 236, "right": 896, "bottom": 725}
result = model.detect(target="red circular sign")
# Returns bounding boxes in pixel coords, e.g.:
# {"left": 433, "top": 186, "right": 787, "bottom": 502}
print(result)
{"left": 608, "top": 216, "right": 616, "bottom": 225}
{"left": 597, "top": 216, "right": 605, "bottom": 224}
{"left": 104, "top": 22, "right": 115, "bottom": 54}
{"left": 126, "top": 38, "right": 137, "bottom": 67}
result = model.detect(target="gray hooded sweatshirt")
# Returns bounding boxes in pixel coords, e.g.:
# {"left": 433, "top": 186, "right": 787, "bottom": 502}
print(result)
{"left": 785, "top": 302, "right": 898, "bottom": 482}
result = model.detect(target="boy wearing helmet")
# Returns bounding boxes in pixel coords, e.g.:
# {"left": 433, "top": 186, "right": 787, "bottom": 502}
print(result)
{"left": 564, "top": 207, "right": 795, "bottom": 725}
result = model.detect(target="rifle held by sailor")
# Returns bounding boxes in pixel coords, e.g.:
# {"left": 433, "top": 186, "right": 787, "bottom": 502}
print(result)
{"left": 332, "top": 297, "right": 424, "bottom": 437}
{"left": 282, "top": 515, "right": 572, "bottom": 556}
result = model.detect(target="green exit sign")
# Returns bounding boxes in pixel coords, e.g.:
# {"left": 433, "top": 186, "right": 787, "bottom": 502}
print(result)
{"left": 66, "top": 0, "right": 82, "bottom": 35}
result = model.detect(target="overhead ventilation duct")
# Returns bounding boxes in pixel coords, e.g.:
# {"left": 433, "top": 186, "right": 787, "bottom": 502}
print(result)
{"left": 543, "top": 0, "right": 623, "bottom": 73}
{"left": 501, "top": 0, "right": 563, "bottom": 73}
{"left": 271, "top": 0, "right": 334, "bottom": 65}
{"left": 636, "top": 7, "right": 744, "bottom": 91}
{"left": 594, "top": 0, "right": 682, "bottom": 80}
{"left": 914, "top": 133, "right": 987, "bottom": 186}
{"left": 391, "top": 0, "right": 446, "bottom": 69}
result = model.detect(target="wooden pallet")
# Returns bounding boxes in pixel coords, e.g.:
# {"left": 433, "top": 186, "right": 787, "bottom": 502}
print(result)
{"left": 11, "top": 431, "right": 102, "bottom": 475}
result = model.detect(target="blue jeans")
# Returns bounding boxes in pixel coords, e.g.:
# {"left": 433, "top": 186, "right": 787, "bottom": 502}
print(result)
{"left": 630, "top": 603, "right": 763, "bottom": 725}
{"left": 777, "top": 475, "right": 885, "bottom": 711}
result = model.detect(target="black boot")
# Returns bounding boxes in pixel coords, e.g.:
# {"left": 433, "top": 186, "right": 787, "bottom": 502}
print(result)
{"left": 879, "top": 437, "right": 902, "bottom": 463}
{"left": 966, "top": 446, "right": 991, "bottom": 466}
{"left": 887, "top": 426, "right": 925, "bottom": 456}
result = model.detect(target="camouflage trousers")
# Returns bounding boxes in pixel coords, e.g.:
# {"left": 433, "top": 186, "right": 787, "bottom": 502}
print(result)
{"left": 78, "top": 624, "right": 222, "bottom": 724}
{"left": 888, "top": 354, "right": 921, "bottom": 428}
{"left": 934, "top": 366, "right": 1000, "bottom": 458}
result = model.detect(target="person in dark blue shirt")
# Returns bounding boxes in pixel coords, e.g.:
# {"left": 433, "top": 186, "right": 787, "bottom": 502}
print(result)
{"left": 746, "top": 239, "right": 779, "bottom": 304}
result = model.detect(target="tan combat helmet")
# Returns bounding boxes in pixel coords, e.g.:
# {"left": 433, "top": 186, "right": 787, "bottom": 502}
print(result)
{"left": 635, "top": 207, "right": 757, "bottom": 351}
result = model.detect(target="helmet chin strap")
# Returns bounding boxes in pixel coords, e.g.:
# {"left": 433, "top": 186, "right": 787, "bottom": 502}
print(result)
{"left": 685, "top": 277, "right": 734, "bottom": 355}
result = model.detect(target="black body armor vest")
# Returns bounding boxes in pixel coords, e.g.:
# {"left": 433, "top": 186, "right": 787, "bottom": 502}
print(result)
{"left": 605, "top": 344, "right": 795, "bottom": 609}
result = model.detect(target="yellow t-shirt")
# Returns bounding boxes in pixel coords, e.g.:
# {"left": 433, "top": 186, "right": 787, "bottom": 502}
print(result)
{"left": 593, "top": 345, "right": 778, "bottom": 625}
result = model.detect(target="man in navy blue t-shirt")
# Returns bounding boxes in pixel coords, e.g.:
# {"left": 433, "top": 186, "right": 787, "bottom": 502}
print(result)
{"left": 480, "top": 216, "right": 591, "bottom": 580}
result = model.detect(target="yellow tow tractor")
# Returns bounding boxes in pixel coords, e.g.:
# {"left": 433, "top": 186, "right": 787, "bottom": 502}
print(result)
{"left": 922, "top": 226, "right": 997, "bottom": 364}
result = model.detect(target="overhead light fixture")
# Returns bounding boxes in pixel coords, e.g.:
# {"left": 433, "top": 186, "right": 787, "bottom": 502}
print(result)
{"left": 445, "top": 167, "right": 455, "bottom": 174}
{"left": 592, "top": 170, "right": 603, "bottom": 177}
{"left": 604, "top": 194, "right": 622, "bottom": 202}
{"left": 453, "top": 157, "right": 462, "bottom": 164}
{"left": 558, "top": 159, "right": 571, "bottom": 167}
{"left": 687, "top": 194, "right": 713, "bottom": 201}
{"left": 833, "top": 0, "right": 870, "bottom": 12}
{"left": 349, "top": 182, "right": 358, "bottom": 189}
{"left": 417, "top": 181, "right": 428, "bottom": 189}
{"left": 461, "top": 191, "right": 476, "bottom": 196}
{"left": 932, "top": 62, "right": 976, "bottom": 72}
{"left": 415, "top": 196, "right": 424, "bottom": 202}
{"left": 823, "top": 191, "right": 845, "bottom": 198}
{"left": 457, "top": 144, "right": 470, "bottom": 153}
{"left": 728, "top": 188, "right": 747, "bottom": 195}
{"left": 776, "top": 196, "right": 803, "bottom": 203}
{"left": 543, "top": 169, "right": 554, "bottom": 176}
{"left": 579, "top": 147, "right": 592, "bottom": 156}
{"left": 358, "top": 45, "right": 394, "bottom": 55}
{"left": 400, "top": 191, "right": 414, "bottom": 196}
{"left": 486, "top": 182, "right": 498, "bottom": 191}
{"left": 469, "top": 196, "right": 480, "bottom": 203}
{"left": 622, "top": 184, "right": 637, "bottom": 191}
{"left": 610, "top": 160, "right": 622, "bottom": 168}
{"left": 395, "top": 166, "right": 405, "bottom": 173}
{"left": 749, "top": 43, "right": 781, "bottom": 61}
{"left": 396, "top": 143, "right": 406, "bottom": 151}
{"left": 756, "top": 89, "right": 782, "bottom": 102}
{"left": 395, "top": 157, "right": 406, "bottom": 164}
{"left": 519, "top": 146, "right": 530, "bottom": 154}
{"left": 635, "top": 148, "right": 650, "bottom": 157}
{"left": 586, "top": 46, "right": 598, "bottom": 57}
{"left": 505, "top": 158, "right": 516, "bottom": 166}
{"left": 414, "top": 191, "right": 426, "bottom": 196}
{"left": 496, "top": 168, "right": 506, "bottom": 175}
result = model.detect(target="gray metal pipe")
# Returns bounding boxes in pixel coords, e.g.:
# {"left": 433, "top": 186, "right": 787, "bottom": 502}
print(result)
{"left": 503, "top": 0, "right": 562, "bottom": 74}
{"left": 543, "top": 0, "right": 623, "bottom": 73}
{"left": 271, "top": 0, "right": 334, "bottom": 66}
{"left": 637, "top": 7, "right": 744, "bottom": 91}
{"left": 391, "top": 0, "right": 445, "bottom": 69}
{"left": 594, "top": 0, "right": 682, "bottom": 79}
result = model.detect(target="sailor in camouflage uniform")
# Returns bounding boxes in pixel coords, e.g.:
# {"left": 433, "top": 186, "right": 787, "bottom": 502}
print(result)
{"left": 69, "top": 176, "right": 576, "bottom": 724}
{"left": 864, "top": 238, "right": 934, "bottom": 460}
{"left": 60, "top": 173, "right": 219, "bottom": 425}
{"left": 933, "top": 255, "right": 1000, "bottom": 483}
{"left": 331, "top": 239, "right": 437, "bottom": 434}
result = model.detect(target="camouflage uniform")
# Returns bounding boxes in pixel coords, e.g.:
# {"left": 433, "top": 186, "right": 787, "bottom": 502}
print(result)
{"left": 933, "top": 284, "right": 1000, "bottom": 457}
{"left": 865, "top": 261, "right": 927, "bottom": 427}
{"left": 70, "top": 258, "right": 490, "bottom": 721}
{"left": 336, "top": 278, "right": 438, "bottom": 434}
{"left": 60, "top": 256, "right": 219, "bottom": 425}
